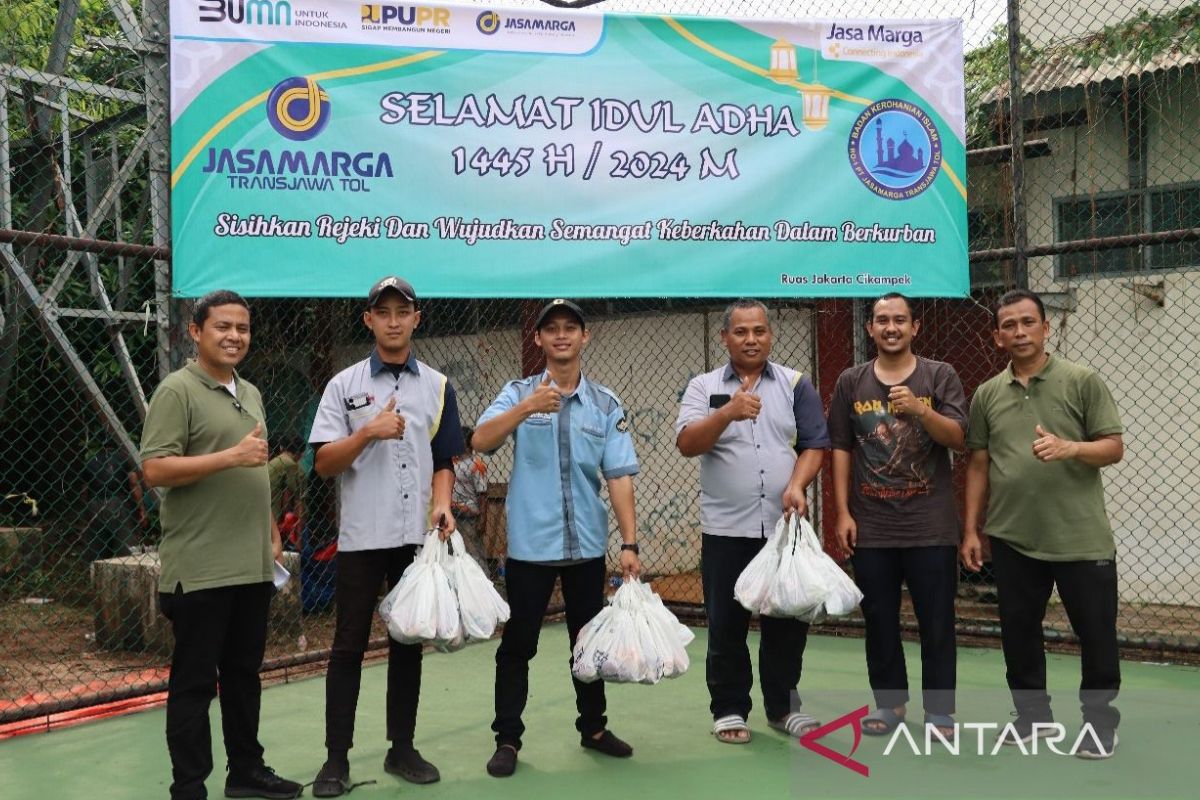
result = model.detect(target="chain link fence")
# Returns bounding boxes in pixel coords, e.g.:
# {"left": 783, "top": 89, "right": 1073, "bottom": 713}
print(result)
{"left": 3, "top": 0, "right": 1199, "bottom": 727}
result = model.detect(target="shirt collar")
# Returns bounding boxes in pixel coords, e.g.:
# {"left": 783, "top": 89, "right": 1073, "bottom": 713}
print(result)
{"left": 370, "top": 348, "right": 420, "bottom": 376}
{"left": 722, "top": 361, "right": 777, "bottom": 382}
{"left": 184, "top": 360, "right": 240, "bottom": 391}
{"left": 1004, "top": 353, "right": 1056, "bottom": 384}
{"left": 540, "top": 369, "right": 589, "bottom": 400}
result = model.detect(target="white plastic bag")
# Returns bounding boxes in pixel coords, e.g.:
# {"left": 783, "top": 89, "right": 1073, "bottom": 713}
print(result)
{"left": 379, "top": 531, "right": 463, "bottom": 648}
{"left": 763, "top": 514, "right": 830, "bottom": 618}
{"left": 571, "top": 579, "right": 691, "bottom": 685}
{"left": 798, "top": 517, "right": 863, "bottom": 617}
{"left": 446, "top": 531, "right": 510, "bottom": 641}
{"left": 734, "top": 518, "right": 787, "bottom": 613}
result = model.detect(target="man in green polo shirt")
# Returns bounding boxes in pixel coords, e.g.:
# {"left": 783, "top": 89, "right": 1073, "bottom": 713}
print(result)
{"left": 962, "top": 289, "right": 1125, "bottom": 760}
{"left": 141, "top": 290, "right": 302, "bottom": 800}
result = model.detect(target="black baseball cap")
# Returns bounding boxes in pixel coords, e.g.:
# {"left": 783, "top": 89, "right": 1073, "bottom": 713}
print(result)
{"left": 367, "top": 276, "right": 417, "bottom": 307}
{"left": 535, "top": 298, "right": 586, "bottom": 330}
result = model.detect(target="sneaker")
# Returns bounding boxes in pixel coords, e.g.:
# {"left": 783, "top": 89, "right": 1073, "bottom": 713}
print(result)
{"left": 383, "top": 747, "right": 440, "bottom": 784}
{"left": 486, "top": 744, "right": 518, "bottom": 777}
{"left": 311, "top": 759, "right": 351, "bottom": 798}
{"left": 1075, "top": 729, "right": 1118, "bottom": 760}
{"left": 996, "top": 715, "right": 1056, "bottom": 746}
{"left": 224, "top": 765, "right": 303, "bottom": 799}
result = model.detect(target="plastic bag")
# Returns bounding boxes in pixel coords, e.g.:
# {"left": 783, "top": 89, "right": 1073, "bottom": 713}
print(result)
{"left": 571, "top": 579, "right": 691, "bottom": 685}
{"left": 733, "top": 518, "right": 787, "bottom": 613}
{"left": 379, "top": 531, "right": 463, "bottom": 648}
{"left": 797, "top": 517, "right": 863, "bottom": 617}
{"left": 446, "top": 531, "right": 510, "bottom": 641}
{"left": 762, "top": 514, "right": 830, "bottom": 618}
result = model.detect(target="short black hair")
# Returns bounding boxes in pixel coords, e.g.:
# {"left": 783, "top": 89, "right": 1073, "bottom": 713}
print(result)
{"left": 193, "top": 290, "right": 250, "bottom": 327}
{"left": 461, "top": 425, "right": 474, "bottom": 448}
{"left": 993, "top": 289, "right": 1046, "bottom": 328}
{"left": 272, "top": 435, "right": 305, "bottom": 458}
{"left": 870, "top": 292, "right": 916, "bottom": 318}
{"left": 720, "top": 299, "right": 770, "bottom": 332}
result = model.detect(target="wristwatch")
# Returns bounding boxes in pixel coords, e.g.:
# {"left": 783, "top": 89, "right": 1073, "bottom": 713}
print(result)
{"left": 620, "top": 543, "right": 639, "bottom": 555}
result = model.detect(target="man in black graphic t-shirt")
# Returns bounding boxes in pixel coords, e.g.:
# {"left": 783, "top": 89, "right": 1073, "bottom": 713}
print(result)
{"left": 828, "top": 293, "right": 967, "bottom": 738}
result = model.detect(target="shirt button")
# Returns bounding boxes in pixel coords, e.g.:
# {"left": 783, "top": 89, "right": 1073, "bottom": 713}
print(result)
{"left": 760, "top": 493, "right": 766, "bottom": 498}
{"left": 760, "top": 469, "right": 765, "bottom": 474}
{"left": 403, "top": 494, "right": 409, "bottom": 499}
{"left": 401, "top": 463, "right": 407, "bottom": 469}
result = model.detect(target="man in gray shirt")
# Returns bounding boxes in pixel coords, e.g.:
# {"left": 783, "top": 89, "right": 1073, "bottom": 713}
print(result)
{"left": 675, "top": 299, "right": 829, "bottom": 744}
{"left": 307, "top": 276, "right": 464, "bottom": 796}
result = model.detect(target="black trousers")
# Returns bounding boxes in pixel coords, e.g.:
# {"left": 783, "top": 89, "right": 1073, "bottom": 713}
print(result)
{"left": 159, "top": 581, "right": 273, "bottom": 800}
{"left": 851, "top": 545, "right": 957, "bottom": 715}
{"left": 492, "top": 557, "right": 607, "bottom": 748}
{"left": 990, "top": 538, "right": 1121, "bottom": 730}
{"left": 701, "top": 533, "right": 810, "bottom": 722}
{"left": 325, "top": 546, "right": 422, "bottom": 754}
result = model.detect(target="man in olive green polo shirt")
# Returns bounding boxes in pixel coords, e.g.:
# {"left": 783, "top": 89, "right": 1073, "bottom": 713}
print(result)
{"left": 141, "top": 290, "right": 301, "bottom": 800}
{"left": 962, "top": 289, "right": 1125, "bottom": 760}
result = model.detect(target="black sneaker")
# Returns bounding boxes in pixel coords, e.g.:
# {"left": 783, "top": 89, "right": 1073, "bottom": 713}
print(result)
{"left": 383, "top": 747, "right": 441, "bottom": 784}
{"left": 312, "top": 759, "right": 351, "bottom": 798}
{"left": 996, "top": 715, "right": 1056, "bottom": 746}
{"left": 486, "top": 744, "right": 518, "bottom": 777}
{"left": 224, "top": 765, "right": 303, "bottom": 799}
{"left": 1075, "top": 728, "right": 1118, "bottom": 760}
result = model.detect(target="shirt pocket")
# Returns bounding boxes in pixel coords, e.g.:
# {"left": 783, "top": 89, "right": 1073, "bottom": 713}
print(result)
{"left": 576, "top": 423, "right": 607, "bottom": 469}
{"left": 347, "top": 403, "right": 377, "bottom": 431}
{"left": 516, "top": 416, "right": 555, "bottom": 469}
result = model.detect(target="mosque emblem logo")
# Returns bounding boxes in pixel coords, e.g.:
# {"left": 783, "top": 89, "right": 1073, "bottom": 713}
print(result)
{"left": 848, "top": 99, "right": 941, "bottom": 200}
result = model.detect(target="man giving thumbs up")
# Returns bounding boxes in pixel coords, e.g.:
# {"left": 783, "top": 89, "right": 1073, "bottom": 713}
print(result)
{"left": 140, "top": 290, "right": 302, "bottom": 800}
{"left": 306, "top": 276, "right": 465, "bottom": 794}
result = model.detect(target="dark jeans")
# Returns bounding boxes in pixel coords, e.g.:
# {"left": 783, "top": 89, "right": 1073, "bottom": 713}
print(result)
{"left": 701, "top": 533, "right": 810, "bottom": 722}
{"left": 990, "top": 538, "right": 1121, "bottom": 730}
{"left": 159, "top": 581, "right": 273, "bottom": 800}
{"left": 851, "top": 546, "right": 957, "bottom": 715}
{"left": 492, "top": 557, "right": 607, "bottom": 748}
{"left": 326, "top": 546, "right": 422, "bottom": 754}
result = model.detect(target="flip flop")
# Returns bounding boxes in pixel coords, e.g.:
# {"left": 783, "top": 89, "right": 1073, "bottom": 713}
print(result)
{"left": 713, "top": 714, "right": 752, "bottom": 744}
{"left": 768, "top": 711, "right": 821, "bottom": 739}
{"left": 862, "top": 707, "right": 905, "bottom": 736}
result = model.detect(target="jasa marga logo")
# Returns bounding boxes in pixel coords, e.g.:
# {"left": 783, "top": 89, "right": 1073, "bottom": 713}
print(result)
{"left": 200, "top": 77, "right": 393, "bottom": 194}
{"left": 266, "top": 77, "right": 331, "bottom": 141}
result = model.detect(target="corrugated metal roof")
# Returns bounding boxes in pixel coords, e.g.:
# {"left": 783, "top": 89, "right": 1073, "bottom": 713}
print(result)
{"left": 984, "top": 47, "right": 1200, "bottom": 103}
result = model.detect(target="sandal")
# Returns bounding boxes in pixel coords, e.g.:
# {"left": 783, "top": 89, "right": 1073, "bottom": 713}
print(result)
{"left": 713, "top": 714, "right": 752, "bottom": 744}
{"left": 924, "top": 713, "right": 956, "bottom": 738}
{"left": 862, "top": 707, "right": 906, "bottom": 736}
{"left": 768, "top": 711, "right": 821, "bottom": 739}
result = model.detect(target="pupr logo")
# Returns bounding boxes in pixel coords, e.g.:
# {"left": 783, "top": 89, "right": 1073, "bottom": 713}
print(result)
{"left": 848, "top": 99, "right": 942, "bottom": 200}
{"left": 476, "top": 11, "right": 500, "bottom": 35}
{"left": 266, "top": 77, "right": 331, "bottom": 141}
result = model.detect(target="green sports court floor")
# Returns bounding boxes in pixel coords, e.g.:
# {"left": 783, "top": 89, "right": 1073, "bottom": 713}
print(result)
{"left": 3, "top": 626, "right": 1196, "bottom": 800}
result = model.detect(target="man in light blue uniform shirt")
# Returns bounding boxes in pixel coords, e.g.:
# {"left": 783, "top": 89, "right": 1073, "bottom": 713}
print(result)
{"left": 473, "top": 299, "right": 642, "bottom": 778}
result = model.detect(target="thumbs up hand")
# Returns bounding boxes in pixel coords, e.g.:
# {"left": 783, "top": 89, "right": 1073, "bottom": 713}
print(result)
{"left": 1032, "top": 424, "right": 1077, "bottom": 462}
{"left": 363, "top": 395, "right": 406, "bottom": 440}
{"left": 723, "top": 374, "right": 762, "bottom": 422}
{"left": 523, "top": 372, "right": 563, "bottom": 416}
{"left": 230, "top": 421, "right": 269, "bottom": 467}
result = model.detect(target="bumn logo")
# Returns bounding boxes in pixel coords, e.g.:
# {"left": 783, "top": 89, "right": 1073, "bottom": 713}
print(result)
{"left": 198, "top": 0, "right": 293, "bottom": 26}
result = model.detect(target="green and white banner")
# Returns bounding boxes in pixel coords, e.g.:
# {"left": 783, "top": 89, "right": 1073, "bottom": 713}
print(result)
{"left": 170, "top": 1, "right": 967, "bottom": 297}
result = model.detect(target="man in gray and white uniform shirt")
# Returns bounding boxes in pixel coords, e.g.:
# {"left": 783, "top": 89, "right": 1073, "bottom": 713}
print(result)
{"left": 307, "top": 276, "right": 464, "bottom": 796}
{"left": 675, "top": 298, "right": 830, "bottom": 745}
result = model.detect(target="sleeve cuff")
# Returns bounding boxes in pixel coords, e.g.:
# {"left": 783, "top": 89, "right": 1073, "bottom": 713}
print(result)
{"left": 602, "top": 464, "right": 640, "bottom": 479}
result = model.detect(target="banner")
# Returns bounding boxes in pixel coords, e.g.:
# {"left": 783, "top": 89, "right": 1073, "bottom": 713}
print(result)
{"left": 169, "top": 1, "right": 968, "bottom": 297}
